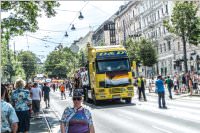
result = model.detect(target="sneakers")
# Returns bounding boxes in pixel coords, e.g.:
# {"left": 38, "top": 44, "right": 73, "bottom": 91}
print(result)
{"left": 163, "top": 106, "right": 168, "bottom": 109}
{"left": 159, "top": 106, "right": 168, "bottom": 109}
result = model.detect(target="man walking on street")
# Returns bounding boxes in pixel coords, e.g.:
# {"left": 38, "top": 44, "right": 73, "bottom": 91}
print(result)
{"left": 137, "top": 76, "right": 147, "bottom": 101}
{"left": 42, "top": 83, "right": 50, "bottom": 108}
{"left": 80, "top": 67, "right": 89, "bottom": 100}
{"left": 165, "top": 76, "right": 173, "bottom": 99}
{"left": 156, "top": 75, "right": 167, "bottom": 109}
{"left": 60, "top": 83, "right": 66, "bottom": 99}
{"left": 31, "top": 83, "right": 42, "bottom": 118}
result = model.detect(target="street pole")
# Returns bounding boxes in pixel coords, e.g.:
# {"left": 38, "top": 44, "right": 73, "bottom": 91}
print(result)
{"left": 14, "top": 41, "right": 16, "bottom": 60}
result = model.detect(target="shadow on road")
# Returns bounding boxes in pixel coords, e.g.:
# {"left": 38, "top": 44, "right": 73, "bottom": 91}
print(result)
{"left": 83, "top": 99, "right": 136, "bottom": 109}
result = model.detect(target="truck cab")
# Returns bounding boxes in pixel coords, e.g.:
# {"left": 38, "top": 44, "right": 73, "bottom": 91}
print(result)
{"left": 85, "top": 43, "right": 134, "bottom": 105}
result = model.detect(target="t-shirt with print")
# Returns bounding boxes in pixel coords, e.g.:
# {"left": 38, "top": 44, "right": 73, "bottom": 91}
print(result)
{"left": 68, "top": 109, "right": 89, "bottom": 133}
{"left": 1, "top": 100, "right": 19, "bottom": 132}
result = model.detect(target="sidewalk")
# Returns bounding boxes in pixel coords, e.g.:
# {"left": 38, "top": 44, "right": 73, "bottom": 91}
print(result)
{"left": 29, "top": 101, "right": 60, "bottom": 133}
{"left": 145, "top": 87, "right": 200, "bottom": 99}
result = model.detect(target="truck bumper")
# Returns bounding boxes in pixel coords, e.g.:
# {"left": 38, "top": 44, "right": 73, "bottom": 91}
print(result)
{"left": 95, "top": 92, "right": 134, "bottom": 100}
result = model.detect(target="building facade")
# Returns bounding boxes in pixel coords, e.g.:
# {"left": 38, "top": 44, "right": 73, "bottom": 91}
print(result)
{"left": 92, "top": 15, "right": 117, "bottom": 46}
{"left": 115, "top": 0, "right": 200, "bottom": 76}
{"left": 76, "top": 31, "right": 94, "bottom": 51}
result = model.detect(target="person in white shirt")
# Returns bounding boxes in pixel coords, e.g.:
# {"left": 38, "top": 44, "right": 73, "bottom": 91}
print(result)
{"left": 31, "top": 83, "right": 42, "bottom": 118}
{"left": 80, "top": 67, "right": 89, "bottom": 101}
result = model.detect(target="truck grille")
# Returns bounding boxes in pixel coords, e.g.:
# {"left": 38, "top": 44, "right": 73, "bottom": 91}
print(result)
{"left": 111, "top": 88, "right": 122, "bottom": 93}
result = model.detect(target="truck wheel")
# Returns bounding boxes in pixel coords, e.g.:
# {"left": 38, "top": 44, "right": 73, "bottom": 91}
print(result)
{"left": 125, "top": 98, "right": 132, "bottom": 104}
{"left": 92, "top": 92, "right": 99, "bottom": 105}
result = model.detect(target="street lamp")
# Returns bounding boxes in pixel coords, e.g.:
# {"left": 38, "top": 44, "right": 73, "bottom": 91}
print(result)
{"left": 64, "top": 31, "right": 68, "bottom": 37}
{"left": 71, "top": 24, "right": 76, "bottom": 31}
{"left": 78, "top": 12, "right": 84, "bottom": 20}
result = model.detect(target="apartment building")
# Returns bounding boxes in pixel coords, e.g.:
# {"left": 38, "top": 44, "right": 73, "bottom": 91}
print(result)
{"left": 115, "top": 0, "right": 200, "bottom": 76}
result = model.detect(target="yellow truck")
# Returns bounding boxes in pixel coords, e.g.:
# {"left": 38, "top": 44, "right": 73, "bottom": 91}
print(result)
{"left": 84, "top": 43, "right": 134, "bottom": 105}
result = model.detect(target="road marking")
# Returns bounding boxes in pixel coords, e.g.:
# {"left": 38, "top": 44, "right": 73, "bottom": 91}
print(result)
{"left": 152, "top": 125, "right": 173, "bottom": 133}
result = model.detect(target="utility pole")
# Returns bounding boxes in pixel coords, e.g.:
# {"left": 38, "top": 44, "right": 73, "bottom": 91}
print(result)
{"left": 14, "top": 41, "right": 16, "bottom": 60}
{"left": 6, "top": 29, "right": 12, "bottom": 83}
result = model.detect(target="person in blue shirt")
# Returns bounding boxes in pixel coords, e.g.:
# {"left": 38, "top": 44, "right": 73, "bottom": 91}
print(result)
{"left": 155, "top": 75, "right": 167, "bottom": 109}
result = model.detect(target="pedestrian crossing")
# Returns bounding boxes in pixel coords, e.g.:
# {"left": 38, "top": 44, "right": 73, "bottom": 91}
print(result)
{"left": 50, "top": 91, "right": 200, "bottom": 133}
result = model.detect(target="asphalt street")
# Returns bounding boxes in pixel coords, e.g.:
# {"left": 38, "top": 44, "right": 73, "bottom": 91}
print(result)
{"left": 49, "top": 90, "right": 200, "bottom": 133}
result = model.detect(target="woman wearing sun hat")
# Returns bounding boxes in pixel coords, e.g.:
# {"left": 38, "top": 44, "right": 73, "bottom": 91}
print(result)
{"left": 60, "top": 89, "right": 95, "bottom": 133}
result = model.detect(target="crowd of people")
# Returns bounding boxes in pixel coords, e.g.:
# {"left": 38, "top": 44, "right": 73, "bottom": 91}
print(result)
{"left": 1, "top": 79, "right": 51, "bottom": 133}
{"left": 133, "top": 71, "right": 200, "bottom": 109}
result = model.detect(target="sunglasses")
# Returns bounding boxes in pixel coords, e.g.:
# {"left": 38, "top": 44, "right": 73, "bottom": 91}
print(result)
{"left": 72, "top": 97, "right": 82, "bottom": 101}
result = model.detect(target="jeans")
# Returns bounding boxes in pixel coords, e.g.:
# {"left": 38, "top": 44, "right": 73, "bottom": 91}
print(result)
{"left": 168, "top": 87, "right": 172, "bottom": 99}
{"left": 138, "top": 87, "right": 147, "bottom": 100}
{"left": 158, "top": 92, "right": 166, "bottom": 107}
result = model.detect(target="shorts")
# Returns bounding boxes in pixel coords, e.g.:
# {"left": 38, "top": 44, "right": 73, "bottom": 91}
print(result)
{"left": 16, "top": 110, "right": 30, "bottom": 132}
{"left": 32, "top": 100, "right": 40, "bottom": 113}
{"left": 44, "top": 95, "right": 50, "bottom": 101}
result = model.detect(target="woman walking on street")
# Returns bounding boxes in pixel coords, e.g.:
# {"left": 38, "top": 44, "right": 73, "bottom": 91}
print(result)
{"left": 60, "top": 89, "right": 95, "bottom": 133}
{"left": 11, "top": 79, "right": 32, "bottom": 133}
{"left": 189, "top": 77, "right": 193, "bottom": 96}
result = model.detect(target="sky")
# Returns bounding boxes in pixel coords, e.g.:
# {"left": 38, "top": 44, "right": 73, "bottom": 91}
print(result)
{"left": 3, "top": 1, "right": 127, "bottom": 62}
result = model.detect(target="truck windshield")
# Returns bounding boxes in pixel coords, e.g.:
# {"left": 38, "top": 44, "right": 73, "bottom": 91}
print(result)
{"left": 97, "top": 59, "right": 130, "bottom": 73}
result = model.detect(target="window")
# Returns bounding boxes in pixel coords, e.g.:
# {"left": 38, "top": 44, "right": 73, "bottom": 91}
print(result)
{"left": 163, "top": 27, "right": 166, "bottom": 34}
{"left": 133, "top": 10, "right": 135, "bottom": 17}
{"left": 159, "top": 27, "right": 161, "bottom": 36}
{"left": 167, "top": 41, "right": 171, "bottom": 51}
{"left": 139, "top": 21, "right": 141, "bottom": 29}
{"left": 158, "top": 10, "right": 160, "bottom": 19}
{"left": 178, "top": 42, "right": 180, "bottom": 51}
{"left": 160, "top": 44, "right": 162, "bottom": 53}
{"left": 165, "top": 5, "right": 168, "bottom": 14}
{"left": 164, "top": 43, "right": 166, "bottom": 51}
{"left": 161, "top": 8, "right": 163, "bottom": 14}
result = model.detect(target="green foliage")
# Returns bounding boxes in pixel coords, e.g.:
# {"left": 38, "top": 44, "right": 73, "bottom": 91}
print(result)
{"left": 1, "top": 1, "right": 60, "bottom": 39}
{"left": 45, "top": 47, "right": 77, "bottom": 78}
{"left": 77, "top": 49, "right": 88, "bottom": 67}
{"left": 17, "top": 51, "right": 38, "bottom": 81}
{"left": 126, "top": 38, "right": 157, "bottom": 67}
{"left": 163, "top": 1, "right": 200, "bottom": 45}
{"left": 1, "top": 1, "right": 60, "bottom": 81}
{"left": 138, "top": 39, "right": 158, "bottom": 67}
{"left": 125, "top": 37, "right": 140, "bottom": 63}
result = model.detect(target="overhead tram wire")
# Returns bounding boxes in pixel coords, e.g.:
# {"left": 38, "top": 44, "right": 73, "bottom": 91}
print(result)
{"left": 59, "top": 1, "right": 89, "bottom": 44}
{"left": 54, "top": 9, "right": 79, "bottom": 12}
{"left": 26, "top": 35, "right": 61, "bottom": 45}
{"left": 38, "top": 24, "right": 99, "bottom": 33}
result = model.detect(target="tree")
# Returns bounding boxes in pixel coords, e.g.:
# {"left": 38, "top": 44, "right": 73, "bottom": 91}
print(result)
{"left": 138, "top": 39, "right": 158, "bottom": 67}
{"left": 17, "top": 51, "right": 38, "bottom": 82}
{"left": 163, "top": 1, "right": 200, "bottom": 72}
{"left": 125, "top": 37, "right": 140, "bottom": 63}
{"left": 1, "top": 1, "right": 60, "bottom": 82}
{"left": 44, "top": 47, "right": 77, "bottom": 78}
{"left": 1, "top": 1, "right": 60, "bottom": 39}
